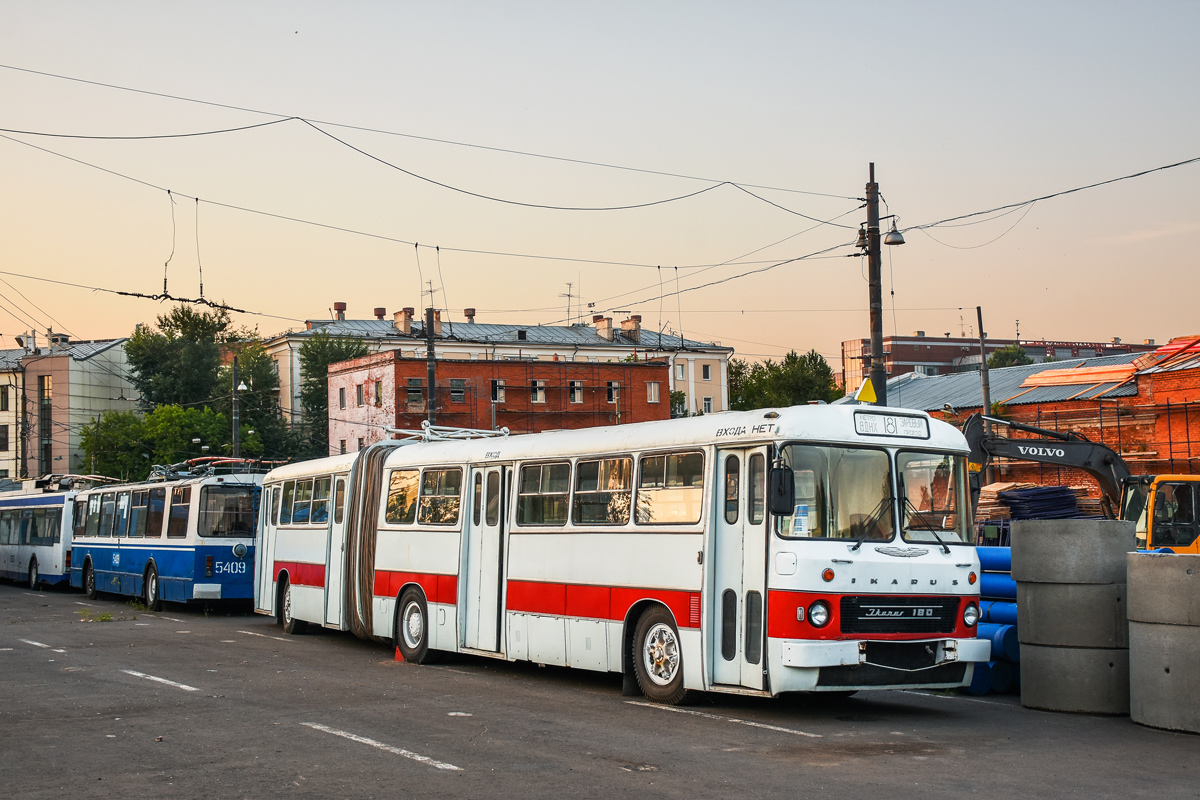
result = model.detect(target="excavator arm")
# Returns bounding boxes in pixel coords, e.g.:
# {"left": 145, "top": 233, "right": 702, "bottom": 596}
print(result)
{"left": 962, "top": 413, "right": 1132, "bottom": 514}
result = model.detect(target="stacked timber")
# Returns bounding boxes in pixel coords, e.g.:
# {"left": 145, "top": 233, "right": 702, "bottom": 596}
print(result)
{"left": 968, "top": 545, "right": 1021, "bottom": 695}
{"left": 1011, "top": 519, "right": 1135, "bottom": 714}
{"left": 1127, "top": 553, "right": 1200, "bottom": 732}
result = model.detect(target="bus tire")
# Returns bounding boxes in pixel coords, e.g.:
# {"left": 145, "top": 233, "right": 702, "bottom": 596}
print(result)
{"left": 632, "top": 607, "right": 689, "bottom": 705}
{"left": 280, "top": 579, "right": 307, "bottom": 635}
{"left": 84, "top": 561, "right": 98, "bottom": 600}
{"left": 28, "top": 558, "right": 38, "bottom": 589}
{"left": 143, "top": 564, "right": 161, "bottom": 611}
{"left": 395, "top": 588, "right": 434, "bottom": 664}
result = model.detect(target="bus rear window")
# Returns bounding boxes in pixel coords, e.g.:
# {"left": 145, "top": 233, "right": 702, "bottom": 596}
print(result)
{"left": 198, "top": 485, "right": 256, "bottom": 537}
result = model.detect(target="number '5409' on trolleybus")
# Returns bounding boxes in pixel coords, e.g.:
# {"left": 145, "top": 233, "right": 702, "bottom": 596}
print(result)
{"left": 255, "top": 405, "right": 991, "bottom": 703}
{"left": 69, "top": 459, "right": 265, "bottom": 609}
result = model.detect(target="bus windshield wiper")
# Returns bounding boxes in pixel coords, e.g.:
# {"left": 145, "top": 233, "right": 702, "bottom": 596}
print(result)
{"left": 899, "top": 473, "right": 950, "bottom": 554}
{"left": 849, "top": 496, "right": 892, "bottom": 552}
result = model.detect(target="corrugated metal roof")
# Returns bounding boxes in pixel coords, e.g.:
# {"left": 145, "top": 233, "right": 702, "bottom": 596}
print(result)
{"left": 851, "top": 352, "right": 1145, "bottom": 412}
{"left": 0, "top": 348, "right": 25, "bottom": 371}
{"left": 0, "top": 340, "right": 125, "bottom": 369}
{"left": 275, "top": 319, "right": 730, "bottom": 352}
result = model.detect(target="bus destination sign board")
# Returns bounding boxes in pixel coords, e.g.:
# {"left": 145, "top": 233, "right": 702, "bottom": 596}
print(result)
{"left": 853, "top": 411, "right": 930, "bottom": 439}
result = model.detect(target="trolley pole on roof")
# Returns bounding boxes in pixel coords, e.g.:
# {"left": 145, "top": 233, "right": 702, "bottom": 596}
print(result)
{"left": 425, "top": 307, "right": 437, "bottom": 425}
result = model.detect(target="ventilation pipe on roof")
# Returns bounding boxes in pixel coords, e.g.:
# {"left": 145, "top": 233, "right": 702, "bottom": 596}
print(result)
{"left": 395, "top": 308, "right": 414, "bottom": 335}
{"left": 374, "top": 308, "right": 386, "bottom": 320}
{"left": 464, "top": 308, "right": 476, "bottom": 323}
{"left": 334, "top": 302, "right": 347, "bottom": 321}
{"left": 621, "top": 315, "right": 642, "bottom": 344}
{"left": 595, "top": 316, "right": 614, "bottom": 341}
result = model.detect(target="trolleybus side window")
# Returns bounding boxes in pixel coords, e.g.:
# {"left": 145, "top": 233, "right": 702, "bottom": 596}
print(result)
{"left": 147, "top": 487, "right": 166, "bottom": 537}
{"left": 47, "top": 509, "right": 63, "bottom": 544}
{"left": 114, "top": 492, "right": 132, "bottom": 538}
{"left": 279, "top": 481, "right": 294, "bottom": 525}
{"left": 777, "top": 445, "right": 893, "bottom": 541}
{"left": 334, "top": 479, "right": 346, "bottom": 525}
{"left": 311, "top": 477, "right": 331, "bottom": 525}
{"left": 85, "top": 494, "right": 102, "bottom": 537}
{"left": 72, "top": 503, "right": 86, "bottom": 539}
{"left": 199, "top": 485, "right": 256, "bottom": 537}
{"left": 419, "top": 468, "right": 462, "bottom": 525}
{"left": 635, "top": 451, "right": 704, "bottom": 525}
{"left": 292, "top": 479, "right": 314, "bottom": 525}
{"left": 0, "top": 511, "right": 10, "bottom": 544}
{"left": 128, "top": 490, "right": 148, "bottom": 537}
{"left": 724, "top": 455, "right": 740, "bottom": 524}
{"left": 167, "top": 487, "right": 191, "bottom": 538}
{"left": 749, "top": 454, "right": 765, "bottom": 525}
{"left": 517, "top": 462, "right": 570, "bottom": 526}
{"left": 486, "top": 471, "right": 500, "bottom": 526}
{"left": 574, "top": 457, "right": 632, "bottom": 525}
{"left": 473, "top": 473, "right": 483, "bottom": 526}
{"left": 19, "top": 510, "right": 32, "bottom": 544}
{"left": 28, "top": 510, "right": 44, "bottom": 545}
{"left": 98, "top": 492, "right": 116, "bottom": 537}
{"left": 386, "top": 470, "right": 419, "bottom": 524}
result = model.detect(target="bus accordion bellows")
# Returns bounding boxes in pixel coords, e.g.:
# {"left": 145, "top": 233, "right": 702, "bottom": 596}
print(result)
{"left": 69, "top": 459, "right": 266, "bottom": 608}
{"left": 0, "top": 474, "right": 102, "bottom": 588}
{"left": 255, "top": 406, "right": 992, "bottom": 703}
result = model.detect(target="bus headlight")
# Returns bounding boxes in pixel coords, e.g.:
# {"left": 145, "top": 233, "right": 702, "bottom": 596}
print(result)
{"left": 808, "top": 601, "right": 831, "bottom": 628}
{"left": 233, "top": 543, "right": 248, "bottom": 558}
{"left": 963, "top": 602, "right": 980, "bottom": 628}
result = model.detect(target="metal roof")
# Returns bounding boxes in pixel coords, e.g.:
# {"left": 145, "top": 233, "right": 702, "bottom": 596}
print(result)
{"left": 272, "top": 319, "right": 730, "bottom": 352}
{"left": 842, "top": 352, "right": 1145, "bottom": 413}
{"left": 0, "top": 339, "right": 125, "bottom": 369}
{"left": 0, "top": 348, "right": 24, "bottom": 371}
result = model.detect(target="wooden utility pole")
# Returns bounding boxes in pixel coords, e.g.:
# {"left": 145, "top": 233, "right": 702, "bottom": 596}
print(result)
{"left": 866, "top": 163, "right": 887, "bottom": 406}
{"left": 977, "top": 306, "right": 994, "bottom": 484}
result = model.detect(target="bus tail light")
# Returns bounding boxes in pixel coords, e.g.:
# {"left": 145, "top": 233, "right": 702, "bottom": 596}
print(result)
{"left": 206, "top": 556, "right": 213, "bottom": 577}
{"left": 65, "top": 550, "right": 72, "bottom": 569}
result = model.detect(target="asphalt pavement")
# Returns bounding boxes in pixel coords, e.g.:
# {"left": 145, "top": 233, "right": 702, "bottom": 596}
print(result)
{"left": 1, "top": 581, "right": 1195, "bottom": 799}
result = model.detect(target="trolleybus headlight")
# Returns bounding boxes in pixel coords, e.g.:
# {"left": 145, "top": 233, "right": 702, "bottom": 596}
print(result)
{"left": 233, "top": 543, "right": 247, "bottom": 558}
{"left": 963, "top": 602, "right": 980, "bottom": 628}
{"left": 808, "top": 601, "right": 831, "bottom": 628}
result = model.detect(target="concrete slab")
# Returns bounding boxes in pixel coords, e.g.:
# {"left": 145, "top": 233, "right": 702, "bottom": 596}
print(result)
{"left": 1011, "top": 519, "right": 1135, "bottom": 585}
{"left": 1127, "top": 552, "right": 1200, "bottom": 626}
{"left": 1020, "top": 643, "right": 1130, "bottom": 715}
{"left": 1017, "top": 582, "right": 1128, "bottom": 648}
{"left": 1129, "top": 621, "right": 1200, "bottom": 733}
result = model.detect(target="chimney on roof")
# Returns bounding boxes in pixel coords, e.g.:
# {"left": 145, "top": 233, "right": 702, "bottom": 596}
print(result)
{"left": 621, "top": 315, "right": 642, "bottom": 344}
{"left": 430, "top": 309, "right": 443, "bottom": 337}
{"left": 464, "top": 308, "right": 476, "bottom": 323}
{"left": 394, "top": 308, "right": 414, "bottom": 335}
{"left": 333, "top": 301, "right": 347, "bottom": 321}
{"left": 913, "top": 330, "right": 925, "bottom": 337}
{"left": 595, "top": 316, "right": 615, "bottom": 341}
{"left": 1144, "top": 339, "right": 1156, "bottom": 346}
{"left": 373, "top": 307, "right": 386, "bottom": 320}
{"left": 1111, "top": 337, "right": 1122, "bottom": 345}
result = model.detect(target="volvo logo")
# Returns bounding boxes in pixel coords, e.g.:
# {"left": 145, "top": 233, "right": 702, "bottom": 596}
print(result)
{"left": 874, "top": 546, "right": 929, "bottom": 558}
{"left": 1017, "top": 445, "right": 1066, "bottom": 458}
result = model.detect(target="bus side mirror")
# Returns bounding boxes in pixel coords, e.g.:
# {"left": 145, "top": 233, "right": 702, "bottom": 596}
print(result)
{"left": 768, "top": 468, "right": 794, "bottom": 517}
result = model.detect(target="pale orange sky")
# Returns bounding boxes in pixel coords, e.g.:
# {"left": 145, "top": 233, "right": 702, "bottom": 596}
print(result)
{"left": 2, "top": 3, "right": 1197, "bottom": 368}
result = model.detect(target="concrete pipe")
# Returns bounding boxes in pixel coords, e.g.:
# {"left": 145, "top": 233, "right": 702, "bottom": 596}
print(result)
{"left": 1016, "top": 582, "right": 1127, "bottom": 649}
{"left": 1127, "top": 553, "right": 1200, "bottom": 733}
{"left": 1010, "top": 519, "right": 1135, "bottom": 585}
{"left": 1019, "top": 643, "right": 1130, "bottom": 715}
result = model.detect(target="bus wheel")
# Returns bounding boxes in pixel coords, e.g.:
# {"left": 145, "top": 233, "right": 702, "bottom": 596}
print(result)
{"left": 280, "top": 580, "right": 307, "bottom": 635}
{"left": 143, "top": 565, "right": 161, "bottom": 611}
{"left": 633, "top": 607, "right": 689, "bottom": 705}
{"left": 84, "top": 562, "right": 98, "bottom": 600}
{"left": 28, "top": 558, "right": 38, "bottom": 589}
{"left": 395, "top": 588, "right": 434, "bottom": 664}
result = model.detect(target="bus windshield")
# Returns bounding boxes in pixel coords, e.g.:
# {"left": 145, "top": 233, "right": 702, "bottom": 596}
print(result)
{"left": 198, "top": 485, "right": 256, "bottom": 538}
{"left": 897, "top": 451, "right": 974, "bottom": 545}
{"left": 777, "top": 445, "right": 894, "bottom": 542}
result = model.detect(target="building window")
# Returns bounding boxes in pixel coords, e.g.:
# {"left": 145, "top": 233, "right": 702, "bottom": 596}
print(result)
{"left": 407, "top": 378, "right": 423, "bottom": 404}
{"left": 675, "top": 363, "right": 685, "bottom": 380}
{"left": 606, "top": 381, "right": 620, "bottom": 404}
{"left": 339, "top": 387, "right": 346, "bottom": 409}
{"left": 702, "top": 364, "right": 711, "bottom": 381}
{"left": 450, "top": 379, "right": 466, "bottom": 403}
{"left": 356, "top": 384, "right": 364, "bottom": 406}
{"left": 0, "top": 469, "right": 8, "bottom": 479}
{"left": 0, "top": 385, "right": 7, "bottom": 411}
{"left": 531, "top": 380, "right": 546, "bottom": 404}
{"left": 339, "top": 439, "right": 347, "bottom": 454}
{"left": 0, "top": 425, "right": 7, "bottom": 451}
{"left": 375, "top": 380, "right": 384, "bottom": 406}
{"left": 569, "top": 380, "right": 583, "bottom": 404}
{"left": 703, "top": 397, "right": 713, "bottom": 413}
{"left": 357, "top": 437, "right": 364, "bottom": 451}
{"left": 647, "top": 382, "right": 661, "bottom": 403}
{"left": 491, "top": 380, "right": 506, "bottom": 403}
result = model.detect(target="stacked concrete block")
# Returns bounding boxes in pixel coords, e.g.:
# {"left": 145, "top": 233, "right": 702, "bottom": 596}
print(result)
{"left": 1011, "top": 519, "right": 1135, "bottom": 714}
{"left": 1127, "top": 553, "right": 1200, "bottom": 732}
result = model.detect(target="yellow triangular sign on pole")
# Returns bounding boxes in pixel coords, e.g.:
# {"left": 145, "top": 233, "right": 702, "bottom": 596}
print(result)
{"left": 855, "top": 378, "right": 877, "bottom": 404}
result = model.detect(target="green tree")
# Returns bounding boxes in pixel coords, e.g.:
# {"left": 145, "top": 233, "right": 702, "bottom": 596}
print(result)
{"left": 212, "top": 340, "right": 291, "bottom": 459}
{"left": 80, "top": 405, "right": 233, "bottom": 480}
{"left": 729, "top": 350, "right": 843, "bottom": 410}
{"left": 124, "top": 305, "right": 232, "bottom": 408}
{"left": 298, "top": 331, "right": 369, "bottom": 457}
{"left": 987, "top": 344, "right": 1034, "bottom": 369}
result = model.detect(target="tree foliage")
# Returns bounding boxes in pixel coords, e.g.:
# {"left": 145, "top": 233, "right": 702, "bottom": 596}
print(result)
{"left": 80, "top": 405, "right": 235, "bottom": 481}
{"left": 297, "top": 331, "right": 369, "bottom": 457}
{"left": 728, "top": 350, "right": 843, "bottom": 410}
{"left": 987, "top": 344, "right": 1034, "bottom": 369}
{"left": 124, "top": 305, "right": 232, "bottom": 408}
{"left": 211, "top": 340, "right": 293, "bottom": 459}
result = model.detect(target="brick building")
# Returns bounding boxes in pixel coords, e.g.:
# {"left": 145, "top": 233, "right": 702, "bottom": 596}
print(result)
{"left": 869, "top": 336, "right": 1200, "bottom": 494}
{"left": 328, "top": 352, "right": 671, "bottom": 453}
{"left": 840, "top": 332, "right": 1158, "bottom": 389}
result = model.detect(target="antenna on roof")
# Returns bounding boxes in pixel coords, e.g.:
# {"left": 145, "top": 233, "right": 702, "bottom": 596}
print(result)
{"left": 559, "top": 283, "right": 573, "bottom": 325}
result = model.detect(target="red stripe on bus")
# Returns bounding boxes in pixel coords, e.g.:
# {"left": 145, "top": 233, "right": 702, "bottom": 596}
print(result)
{"left": 766, "top": 589, "right": 975, "bottom": 641}
{"left": 374, "top": 570, "right": 458, "bottom": 605}
{"left": 275, "top": 561, "right": 325, "bottom": 589}
{"left": 506, "top": 580, "right": 701, "bottom": 629}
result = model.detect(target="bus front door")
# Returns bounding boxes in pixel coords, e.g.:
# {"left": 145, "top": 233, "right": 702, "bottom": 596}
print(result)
{"left": 712, "top": 447, "right": 769, "bottom": 690}
{"left": 462, "top": 465, "right": 507, "bottom": 652}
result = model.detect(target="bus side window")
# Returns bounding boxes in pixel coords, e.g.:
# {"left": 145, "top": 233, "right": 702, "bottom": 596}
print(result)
{"left": 419, "top": 469, "right": 462, "bottom": 526}
{"left": 386, "top": 470, "right": 420, "bottom": 525}
{"left": 168, "top": 487, "right": 191, "bottom": 538}
{"left": 0, "top": 511, "right": 10, "bottom": 545}
{"left": 98, "top": 493, "right": 116, "bottom": 537}
{"left": 749, "top": 454, "right": 766, "bottom": 525}
{"left": 724, "top": 455, "right": 740, "bottom": 524}
{"left": 114, "top": 492, "right": 131, "bottom": 538}
{"left": 85, "top": 494, "right": 102, "bottom": 537}
{"left": 19, "top": 510, "right": 32, "bottom": 544}
{"left": 129, "top": 490, "right": 148, "bottom": 538}
{"left": 279, "top": 481, "right": 295, "bottom": 526}
{"left": 146, "top": 488, "right": 166, "bottom": 538}
{"left": 48, "top": 509, "right": 63, "bottom": 544}
{"left": 473, "top": 473, "right": 483, "bottom": 526}
{"left": 29, "top": 510, "right": 44, "bottom": 546}
{"left": 311, "top": 477, "right": 331, "bottom": 524}
{"left": 293, "top": 479, "right": 314, "bottom": 524}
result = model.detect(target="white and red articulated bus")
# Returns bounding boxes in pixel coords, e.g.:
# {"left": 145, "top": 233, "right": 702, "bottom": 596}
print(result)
{"left": 255, "top": 405, "right": 989, "bottom": 703}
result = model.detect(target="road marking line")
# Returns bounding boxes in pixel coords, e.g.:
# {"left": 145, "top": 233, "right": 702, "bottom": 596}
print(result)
{"left": 160, "top": 617, "right": 184, "bottom": 622}
{"left": 52, "top": 648, "right": 66, "bottom": 653}
{"left": 121, "top": 669, "right": 199, "bottom": 692}
{"left": 75, "top": 602, "right": 95, "bottom": 607}
{"left": 238, "top": 630, "right": 291, "bottom": 643}
{"left": 20, "top": 639, "right": 51, "bottom": 649}
{"left": 0, "top": 647, "right": 12, "bottom": 651}
{"left": 624, "top": 701, "right": 822, "bottom": 738}
{"left": 301, "top": 722, "right": 463, "bottom": 771}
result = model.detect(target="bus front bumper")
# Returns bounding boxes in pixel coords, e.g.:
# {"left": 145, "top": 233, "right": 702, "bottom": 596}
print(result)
{"left": 781, "top": 636, "right": 992, "bottom": 669}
